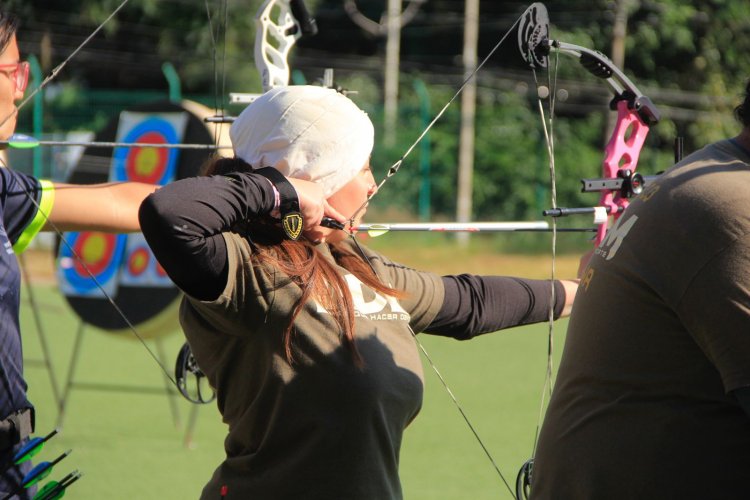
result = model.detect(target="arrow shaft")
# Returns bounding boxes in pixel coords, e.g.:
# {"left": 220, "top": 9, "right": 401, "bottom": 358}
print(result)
{"left": 352, "top": 222, "right": 595, "bottom": 233}
{"left": 3, "top": 139, "right": 230, "bottom": 150}
{"left": 356, "top": 221, "right": 549, "bottom": 232}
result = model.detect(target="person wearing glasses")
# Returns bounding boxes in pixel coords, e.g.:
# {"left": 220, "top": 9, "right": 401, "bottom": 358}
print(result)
{"left": 531, "top": 79, "right": 750, "bottom": 499}
{"left": 0, "top": 11, "right": 156, "bottom": 498}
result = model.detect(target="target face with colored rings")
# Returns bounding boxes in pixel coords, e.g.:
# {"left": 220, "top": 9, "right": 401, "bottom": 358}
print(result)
{"left": 55, "top": 102, "right": 222, "bottom": 336}
{"left": 58, "top": 232, "right": 126, "bottom": 297}
{"left": 111, "top": 116, "right": 183, "bottom": 185}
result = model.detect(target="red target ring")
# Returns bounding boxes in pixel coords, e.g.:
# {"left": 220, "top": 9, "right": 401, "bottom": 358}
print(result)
{"left": 125, "top": 131, "right": 168, "bottom": 184}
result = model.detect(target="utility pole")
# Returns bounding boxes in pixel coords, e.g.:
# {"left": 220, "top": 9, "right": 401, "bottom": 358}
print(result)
{"left": 384, "top": 0, "right": 402, "bottom": 146}
{"left": 456, "top": 0, "right": 479, "bottom": 245}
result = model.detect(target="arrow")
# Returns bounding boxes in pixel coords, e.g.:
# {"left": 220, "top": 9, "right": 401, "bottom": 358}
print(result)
{"left": 3, "top": 134, "right": 230, "bottom": 150}
{"left": 320, "top": 217, "right": 595, "bottom": 237}
{"left": 13, "top": 429, "right": 59, "bottom": 465}
{"left": 33, "top": 470, "right": 82, "bottom": 500}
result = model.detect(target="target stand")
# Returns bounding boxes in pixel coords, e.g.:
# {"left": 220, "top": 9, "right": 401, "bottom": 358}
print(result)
{"left": 55, "top": 318, "right": 182, "bottom": 430}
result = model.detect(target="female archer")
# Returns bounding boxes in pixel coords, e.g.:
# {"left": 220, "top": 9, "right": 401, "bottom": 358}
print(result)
{"left": 139, "top": 84, "right": 579, "bottom": 499}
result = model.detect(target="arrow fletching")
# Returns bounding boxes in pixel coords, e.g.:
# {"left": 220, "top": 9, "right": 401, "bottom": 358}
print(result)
{"left": 22, "top": 450, "right": 71, "bottom": 489}
{"left": 14, "top": 429, "right": 59, "bottom": 464}
{"left": 33, "top": 470, "right": 82, "bottom": 500}
{"left": 7, "top": 133, "right": 40, "bottom": 149}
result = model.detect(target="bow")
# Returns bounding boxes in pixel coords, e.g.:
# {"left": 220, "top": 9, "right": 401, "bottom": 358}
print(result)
{"left": 514, "top": 4, "right": 662, "bottom": 498}
{"left": 324, "top": 6, "right": 552, "bottom": 498}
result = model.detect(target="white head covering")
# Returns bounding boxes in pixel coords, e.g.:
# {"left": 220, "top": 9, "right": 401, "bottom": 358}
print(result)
{"left": 230, "top": 85, "right": 375, "bottom": 197}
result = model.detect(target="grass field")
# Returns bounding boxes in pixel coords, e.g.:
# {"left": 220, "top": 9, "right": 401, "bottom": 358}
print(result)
{"left": 18, "top": 236, "right": 579, "bottom": 499}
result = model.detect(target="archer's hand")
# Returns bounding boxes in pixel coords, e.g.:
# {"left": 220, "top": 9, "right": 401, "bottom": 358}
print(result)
{"left": 287, "top": 177, "right": 346, "bottom": 231}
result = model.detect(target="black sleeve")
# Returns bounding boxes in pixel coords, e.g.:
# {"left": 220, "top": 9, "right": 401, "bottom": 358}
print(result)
{"left": 424, "top": 275, "right": 565, "bottom": 340}
{"left": 138, "top": 172, "right": 276, "bottom": 300}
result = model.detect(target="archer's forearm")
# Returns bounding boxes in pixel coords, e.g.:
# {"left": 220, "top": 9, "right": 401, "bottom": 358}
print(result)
{"left": 43, "top": 182, "right": 158, "bottom": 233}
{"left": 424, "top": 275, "right": 567, "bottom": 339}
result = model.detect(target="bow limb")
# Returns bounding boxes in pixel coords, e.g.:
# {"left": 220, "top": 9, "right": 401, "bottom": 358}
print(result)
{"left": 254, "top": 0, "right": 318, "bottom": 91}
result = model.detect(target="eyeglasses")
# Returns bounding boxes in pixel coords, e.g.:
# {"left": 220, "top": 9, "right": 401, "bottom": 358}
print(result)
{"left": 0, "top": 61, "right": 30, "bottom": 93}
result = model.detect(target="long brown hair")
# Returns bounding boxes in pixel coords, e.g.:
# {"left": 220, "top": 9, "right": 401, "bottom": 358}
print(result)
{"left": 203, "top": 156, "right": 406, "bottom": 365}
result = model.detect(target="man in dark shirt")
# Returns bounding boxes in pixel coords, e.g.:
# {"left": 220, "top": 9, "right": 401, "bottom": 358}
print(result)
{"left": 532, "top": 81, "right": 750, "bottom": 499}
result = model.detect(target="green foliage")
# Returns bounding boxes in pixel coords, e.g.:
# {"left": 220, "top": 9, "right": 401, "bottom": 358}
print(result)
{"left": 11, "top": 0, "right": 750, "bottom": 251}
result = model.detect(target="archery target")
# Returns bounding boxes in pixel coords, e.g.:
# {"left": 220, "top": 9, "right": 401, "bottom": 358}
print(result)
{"left": 119, "top": 233, "right": 172, "bottom": 287}
{"left": 56, "top": 100, "right": 231, "bottom": 338}
{"left": 57, "top": 232, "right": 127, "bottom": 297}
{"left": 110, "top": 112, "right": 188, "bottom": 185}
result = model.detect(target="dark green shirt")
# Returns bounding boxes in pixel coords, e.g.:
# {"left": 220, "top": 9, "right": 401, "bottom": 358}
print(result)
{"left": 533, "top": 139, "right": 750, "bottom": 499}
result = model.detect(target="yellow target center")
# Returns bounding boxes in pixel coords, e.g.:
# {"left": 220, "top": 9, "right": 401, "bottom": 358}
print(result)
{"left": 132, "top": 252, "right": 147, "bottom": 271}
{"left": 82, "top": 234, "right": 107, "bottom": 263}
{"left": 135, "top": 148, "right": 159, "bottom": 176}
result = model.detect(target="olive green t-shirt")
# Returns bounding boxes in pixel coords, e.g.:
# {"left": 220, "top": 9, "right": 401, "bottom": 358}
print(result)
{"left": 181, "top": 235, "right": 444, "bottom": 500}
{"left": 533, "top": 139, "right": 750, "bottom": 499}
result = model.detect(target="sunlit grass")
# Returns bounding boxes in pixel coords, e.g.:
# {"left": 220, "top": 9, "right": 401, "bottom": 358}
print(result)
{"left": 19, "top": 241, "right": 575, "bottom": 499}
